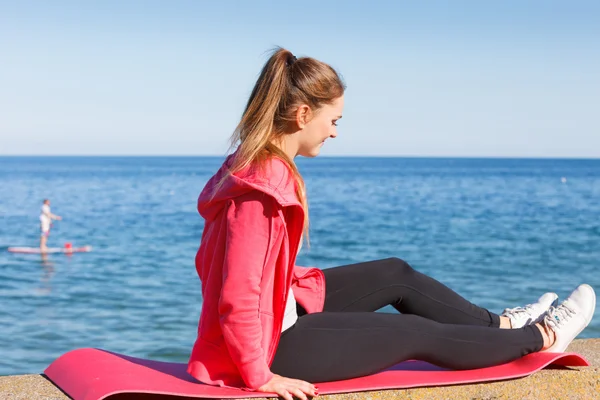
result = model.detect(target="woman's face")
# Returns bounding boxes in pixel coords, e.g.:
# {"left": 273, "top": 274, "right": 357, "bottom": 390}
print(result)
{"left": 297, "top": 96, "right": 344, "bottom": 158}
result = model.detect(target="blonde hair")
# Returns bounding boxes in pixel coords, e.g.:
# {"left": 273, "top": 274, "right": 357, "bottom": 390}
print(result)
{"left": 227, "top": 47, "right": 345, "bottom": 240}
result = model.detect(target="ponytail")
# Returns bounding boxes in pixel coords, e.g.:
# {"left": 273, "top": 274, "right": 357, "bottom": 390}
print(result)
{"left": 224, "top": 47, "right": 345, "bottom": 242}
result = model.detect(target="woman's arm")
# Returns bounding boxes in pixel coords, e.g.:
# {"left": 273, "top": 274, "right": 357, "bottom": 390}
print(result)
{"left": 218, "top": 191, "right": 276, "bottom": 389}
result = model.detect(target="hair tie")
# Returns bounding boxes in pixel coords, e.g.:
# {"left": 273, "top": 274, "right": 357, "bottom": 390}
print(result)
{"left": 287, "top": 54, "right": 297, "bottom": 67}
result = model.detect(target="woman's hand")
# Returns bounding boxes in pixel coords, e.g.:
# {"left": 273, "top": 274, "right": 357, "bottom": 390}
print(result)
{"left": 258, "top": 374, "right": 318, "bottom": 400}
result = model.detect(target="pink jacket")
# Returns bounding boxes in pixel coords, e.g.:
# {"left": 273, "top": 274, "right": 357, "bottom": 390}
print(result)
{"left": 187, "top": 154, "right": 326, "bottom": 390}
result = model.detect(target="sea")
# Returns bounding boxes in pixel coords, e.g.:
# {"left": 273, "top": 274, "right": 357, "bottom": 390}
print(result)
{"left": 0, "top": 156, "right": 599, "bottom": 376}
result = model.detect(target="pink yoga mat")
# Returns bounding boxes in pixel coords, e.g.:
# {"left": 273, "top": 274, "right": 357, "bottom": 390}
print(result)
{"left": 44, "top": 348, "right": 588, "bottom": 400}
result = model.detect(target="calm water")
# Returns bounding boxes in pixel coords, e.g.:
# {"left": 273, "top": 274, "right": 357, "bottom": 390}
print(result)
{"left": 0, "top": 156, "right": 599, "bottom": 375}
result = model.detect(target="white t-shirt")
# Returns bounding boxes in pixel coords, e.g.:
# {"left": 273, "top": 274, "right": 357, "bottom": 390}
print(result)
{"left": 281, "top": 289, "right": 298, "bottom": 332}
{"left": 281, "top": 238, "right": 302, "bottom": 332}
{"left": 40, "top": 204, "right": 51, "bottom": 231}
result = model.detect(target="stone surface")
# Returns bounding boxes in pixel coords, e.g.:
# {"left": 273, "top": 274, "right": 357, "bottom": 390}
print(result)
{"left": 0, "top": 374, "right": 67, "bottom": 400}
{"left": 1, "top": 339, "right": 599, "bottom": 399}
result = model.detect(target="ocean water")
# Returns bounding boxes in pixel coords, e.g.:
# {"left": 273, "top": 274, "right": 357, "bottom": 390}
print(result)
{"left": 0, "top": 156, "right": 599, "bottom": 376}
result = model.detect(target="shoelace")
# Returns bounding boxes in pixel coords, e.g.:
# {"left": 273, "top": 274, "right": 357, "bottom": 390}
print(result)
{"left": 543, "top": 304, "right": 576, "bottom": 330}
{"left": 502, "top": 304, "right": 535, "bottom": 318}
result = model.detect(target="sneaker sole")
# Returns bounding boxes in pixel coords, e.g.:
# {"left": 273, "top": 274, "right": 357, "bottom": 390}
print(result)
{"left": 565, "top": 284, "right": 596, "bottom": 347}
{"left": 579, "top": 284, "right": 596, "bottom": 327}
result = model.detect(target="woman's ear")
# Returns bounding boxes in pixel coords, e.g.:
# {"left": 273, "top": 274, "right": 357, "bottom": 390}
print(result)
{"left": 295, "top": 105, "right": 312, "bottom": 129}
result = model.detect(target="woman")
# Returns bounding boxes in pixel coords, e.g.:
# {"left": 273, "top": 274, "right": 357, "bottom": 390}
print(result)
{"left": 187, "top": 48, "right": 596, "bottom": 400}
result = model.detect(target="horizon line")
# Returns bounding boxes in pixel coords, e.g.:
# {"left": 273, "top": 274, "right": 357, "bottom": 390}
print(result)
{"left": 1, "top": 154, "right": 600, "bottom": 160}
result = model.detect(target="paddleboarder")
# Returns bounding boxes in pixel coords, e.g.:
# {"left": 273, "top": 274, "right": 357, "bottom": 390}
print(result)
{"left": 40, "top": 199, "right": 62, "bottom": 253}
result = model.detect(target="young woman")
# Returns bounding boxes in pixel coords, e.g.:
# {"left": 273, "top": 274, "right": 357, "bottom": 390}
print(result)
{"left": 187, "top": 48, "right": 596, "bottom": 400}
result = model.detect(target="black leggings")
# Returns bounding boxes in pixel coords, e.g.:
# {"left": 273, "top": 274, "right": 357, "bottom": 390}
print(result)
{"left": 271, "top": 258, "right": 544, "bottom": 383}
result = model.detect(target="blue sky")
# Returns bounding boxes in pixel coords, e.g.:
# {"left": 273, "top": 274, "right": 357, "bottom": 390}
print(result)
{"left": 1, "top": 1, "right": 599, "bottom": 157}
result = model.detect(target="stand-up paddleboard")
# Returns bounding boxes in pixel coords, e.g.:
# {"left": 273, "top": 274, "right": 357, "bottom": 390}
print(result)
{"left": 8, "top": 245, "right": 92, "bottom": 254}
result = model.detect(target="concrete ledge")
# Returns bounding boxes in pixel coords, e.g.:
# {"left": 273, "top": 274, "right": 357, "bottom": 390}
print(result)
{"left": 1, "top": 339, "right": 599, "bottom": 400}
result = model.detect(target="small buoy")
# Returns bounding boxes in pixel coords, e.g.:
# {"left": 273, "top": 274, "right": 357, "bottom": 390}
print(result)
{"left": 561, "top": 177, "right": 567, "bottom": 183}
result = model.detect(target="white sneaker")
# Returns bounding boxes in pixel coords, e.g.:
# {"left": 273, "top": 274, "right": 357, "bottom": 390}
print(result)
{"left": 543, "top": 284, "right": 596, "bottom": 353}
{"left": 502, "top": 292, "right": 559, "bottom": 328}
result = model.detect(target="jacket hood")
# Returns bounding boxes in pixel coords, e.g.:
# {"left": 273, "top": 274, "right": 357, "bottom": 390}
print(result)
{"left": 198, "top": 153, "right": 302, "bottom": 221}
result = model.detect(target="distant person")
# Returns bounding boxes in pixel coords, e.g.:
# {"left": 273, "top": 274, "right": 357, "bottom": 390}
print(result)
{"left": 187, "top": 48, "right": 596, "bottom": 399}
{"left": 40, "top": 199, "right": 62, "bottom": 252}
